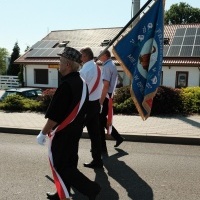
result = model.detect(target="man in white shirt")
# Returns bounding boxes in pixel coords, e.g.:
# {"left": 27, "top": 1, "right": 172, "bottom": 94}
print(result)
{"left": 79, "top": 47, "right": 103, "bottom": 168}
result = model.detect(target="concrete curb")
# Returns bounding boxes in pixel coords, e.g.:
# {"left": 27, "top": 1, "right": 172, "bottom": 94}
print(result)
{"left": 1, "top": 127, "right": 199, "bottom": 146}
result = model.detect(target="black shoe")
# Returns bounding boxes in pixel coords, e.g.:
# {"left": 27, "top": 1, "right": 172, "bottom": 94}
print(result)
{"left": 114, "top": 137, "right": 125, "bottom": 147}
{"left": 84, "top": 161, "right": 103, "bottom": 168}
{"left": 46, "top": 192, "right": 59, "bottom": 200}
{"left": 88, "top": 184, "right": 101, "bottom": 200}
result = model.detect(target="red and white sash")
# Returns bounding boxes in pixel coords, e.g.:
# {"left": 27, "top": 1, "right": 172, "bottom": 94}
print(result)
{"left": 89, "top": 65, "right": 101, "bottom": 95}
{"left": 48, "top": 80, "right": 87, "bottom": 200}
{"left": 106, "top": 77, "right": 118, "bottom": 135}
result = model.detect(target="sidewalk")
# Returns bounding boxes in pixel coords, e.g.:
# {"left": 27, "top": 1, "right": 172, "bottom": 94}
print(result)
{"left": 0, "top": 111, "right": 200, "bottom": 145}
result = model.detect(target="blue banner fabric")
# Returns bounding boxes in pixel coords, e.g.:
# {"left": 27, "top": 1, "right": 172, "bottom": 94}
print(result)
{"left": 113, "top": 0, "right": 164, "bottom": 120}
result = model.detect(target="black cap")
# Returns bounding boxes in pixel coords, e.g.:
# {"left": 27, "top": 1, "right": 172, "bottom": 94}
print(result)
{"left": 58, "top": 47, "right": 82, "bottom": 64}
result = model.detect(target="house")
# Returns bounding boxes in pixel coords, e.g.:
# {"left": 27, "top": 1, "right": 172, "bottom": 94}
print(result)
{"left": 15, "top": 24, "right": 200, "bottom": 89}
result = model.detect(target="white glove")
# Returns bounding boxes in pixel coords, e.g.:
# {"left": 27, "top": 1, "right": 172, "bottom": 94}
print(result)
{"left": 37, "top": 131, "right": 46, "bottom": 145}
{"left": 100, "top": 104, "right": 103, "bottom": 113}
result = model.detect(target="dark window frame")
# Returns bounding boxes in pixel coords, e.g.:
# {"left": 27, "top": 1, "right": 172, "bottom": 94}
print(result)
{"left": 34, "top": 69, "right": 48, "bottom": 84}
{"left": 175, "top": 71, "right": 188, "bottom": 88}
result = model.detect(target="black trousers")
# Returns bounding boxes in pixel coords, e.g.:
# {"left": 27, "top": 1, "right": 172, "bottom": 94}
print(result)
{"left": 51, "top": 124, "right": 99, "bottom": 198}
{"left": 99, "top": 97, "right": 123, "bottom": 149}
{"left": 84, "top": 100, "right": 102, "bottom": 163}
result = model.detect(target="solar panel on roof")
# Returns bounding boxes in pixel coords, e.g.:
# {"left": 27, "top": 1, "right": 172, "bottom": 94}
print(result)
{"left": 167, "top": 46, "right": 181, "bottom": 56}
{"left": 38, "top": 41, "right": 50, "bottom": 48}
{"left": 195, "top": 36, "right": 200, "bottom": 45}
{"left": 31, "top": 41, "right": 42, "bottom": 49}
{"left": 48, "top": 48, "right": 64, "bottom": 57}
{"left": 197, "top": 28, "right": 200, "bottom": 35}
{"left": 40, "top": 49, "right": 54, "bottom": 56}
{"left": 180, "top": 46, "right": 193, "bottom": 57}
{"left": 32, "top": 49, "right": 47, "bottom": 57}
{"left": 167, "top": 27, "right": 200, "bottom": 57}
{"left": 30, "top": 40, "right": 59, "bottom": 49}
{"left": 25, "top": 48, "right": 64, "bottom": 58}
{"left": 44, "top": 41, "right": 59, "bottom": 48}
{"left": 185, "top": 28, "right": 197, "bottom": 36}
{"left": 183, "top": 36, "right": 195, "bottom": 45}
{"left": 192, "top": 46, "right": 200, "bottom": 56}
{"left": 174, "top": 28, "right": 186, "bottom": 36}
{"left": 171, "top": 37, "right": 183, "bottom": 45}
{"left": 163, "top": 46, "right": 169, "bottom": 56}
{"left": 25, "top": 49, "right": 41, "bottom": 57}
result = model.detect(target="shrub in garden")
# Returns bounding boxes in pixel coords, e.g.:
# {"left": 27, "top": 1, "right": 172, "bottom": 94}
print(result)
{"left": 113, "top": 97, "right": 138, "bottom": 115}
{"left": 113, "top": 85, "right": 184, "bottom": 115}
{"left": 0, "top": 95, "right": 43, "bottom": 111}
{"left": 151, "top": 86, "right": 183, "bottom": 115}
{"left": 113, "top": 85, "right": 131, "bottom": 104}
{"left": 180, "top": 87, "right": 200, "bottom": 114}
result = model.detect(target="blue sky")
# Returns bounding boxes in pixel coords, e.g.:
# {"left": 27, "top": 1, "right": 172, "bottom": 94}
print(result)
{"left": 0, "top": 0, "right": 199, "bottom": 54}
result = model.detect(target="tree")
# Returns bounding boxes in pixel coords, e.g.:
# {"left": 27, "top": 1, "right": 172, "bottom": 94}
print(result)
{"left": 7, "top": 42, "right": 21, "bottom": 76}
{"left": 0, "top": 48, "right": 9, "bottom": 75}
{"left": 164, "top": 2, "right": 200, "bottom": 24}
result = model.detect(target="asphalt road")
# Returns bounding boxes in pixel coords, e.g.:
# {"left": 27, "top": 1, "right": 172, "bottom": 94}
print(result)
{"left": 1, "top": 133, "right": 200, "bottom": 200}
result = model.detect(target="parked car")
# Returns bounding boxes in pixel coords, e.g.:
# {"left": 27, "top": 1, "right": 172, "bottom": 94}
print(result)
{"left": 0, "top": 87, "right": 42, "bottom": 101}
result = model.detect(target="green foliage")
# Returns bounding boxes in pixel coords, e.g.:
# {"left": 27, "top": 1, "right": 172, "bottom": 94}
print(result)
{"left": 0, "top": 95, "right": 43, "bottom": 112}
{"left": 113, "top": 85, "right": 200, "bottom": 116}
{"left": 164, "top": 2, "right": 200, "bottom": 24}
{"left": 0, "top": 86, "right": 199, "bottom": 115}
{"left": 7, "top": 42, "right": 21, "bottom": 76}
{"left": 0, "top": 48, "right": 9, "bottom": 75}
{"left": 180, "top": 87, "right": 200, "bottom": 114}
{"left": 113, "top": 85, "right": 131, "bottom": 104}
{"left": 114, "top": 97, "right": 137, "bottom": 115}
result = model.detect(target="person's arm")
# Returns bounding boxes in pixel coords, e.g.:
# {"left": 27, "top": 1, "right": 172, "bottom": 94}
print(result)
{"left": 100, "top": 80, "right": 109, "bottom": 105}
{"left": 36, "top": 119, "right": 57, "bottom": 145}
{"left": 41, "top": 119, "right": 57, "bottom": 135}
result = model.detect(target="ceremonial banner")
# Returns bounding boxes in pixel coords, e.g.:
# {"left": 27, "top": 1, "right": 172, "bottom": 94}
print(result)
{"left": 113, "top": 0, "right": 164, "bottom": 120}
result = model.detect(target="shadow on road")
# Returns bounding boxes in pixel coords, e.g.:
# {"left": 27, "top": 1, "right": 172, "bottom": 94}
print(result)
{"left": 71, "top": 148, "right": 153, "bottom": 200}
{"left": 178, "top": 116, "right": 200, "bottom": 129}
{"left": 95, "top": 148, "right": 153, "bottom": 200}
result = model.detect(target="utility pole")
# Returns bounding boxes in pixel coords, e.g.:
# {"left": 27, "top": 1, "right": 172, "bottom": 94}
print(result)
{"left": 131, "top": 0, "right": 141, "bottom": 27}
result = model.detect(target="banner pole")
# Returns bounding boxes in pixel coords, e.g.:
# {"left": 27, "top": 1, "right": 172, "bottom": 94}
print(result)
{"left": 96, "top": 0, "right": 154, "bottom": 60}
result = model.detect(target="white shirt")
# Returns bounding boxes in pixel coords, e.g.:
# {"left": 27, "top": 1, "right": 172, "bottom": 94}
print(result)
{"left": 79, "top": 60, "right": 103, "bottom": 101}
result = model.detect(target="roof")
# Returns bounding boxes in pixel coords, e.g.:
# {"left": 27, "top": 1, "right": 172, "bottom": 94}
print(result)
{"left": 15, "top": 24, "right": 200, "bottom": 66}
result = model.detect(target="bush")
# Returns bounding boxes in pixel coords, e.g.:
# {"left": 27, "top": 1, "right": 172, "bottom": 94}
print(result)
{"left": 114, "top": 97, "right": 138, "bottom": 115}
{"left": 0, "top": 86, "right": 199, "bottom": 115}
{"left": 151, "top": 86, "right": 183, "bottom": 115}
{"left": 0, "top": 95, "right": 43, "bottom": 111}
{"left": 113, "top": 86, "right": 131, "bottom": 104}
{"left": 113, "top": 85, "right": 200, "bottom": 116}
{"left": 180, "top": 87, "right": 200, "bottom": 114}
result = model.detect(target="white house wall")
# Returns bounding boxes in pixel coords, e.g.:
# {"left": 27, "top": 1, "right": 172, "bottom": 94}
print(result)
{"left": 24, "top": 64, "right": 199, "bottom": 89}
{"left": 162, "top": 66, "right": 200, "bottom": 87}
{"left": 25, "top": 65, "right": 58, "bottom": 88}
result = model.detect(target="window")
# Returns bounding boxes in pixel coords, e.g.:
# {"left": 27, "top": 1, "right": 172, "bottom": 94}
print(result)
{"left": 176, "top": 71, "right": 188, "bottom": 88}
{"left": 34, "top": 69, "right": 48, "bottom": 84}
{"left": 116, "top": 71, "right": 124, "bottom": 88}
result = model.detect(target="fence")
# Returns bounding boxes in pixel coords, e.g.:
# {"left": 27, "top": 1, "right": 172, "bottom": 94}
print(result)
{"left": 0, "top": 76, "right": 20, "bottom": 89}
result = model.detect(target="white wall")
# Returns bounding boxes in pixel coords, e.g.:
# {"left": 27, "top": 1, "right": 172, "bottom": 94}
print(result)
{"left": 24, "top": 64, "right": 200, "bottom": 89}
{"left": 162, "top": 66, "right": 200, "bottom": 87}
{"left": 25, "top": 65, "right": 58, "bottom": 88}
